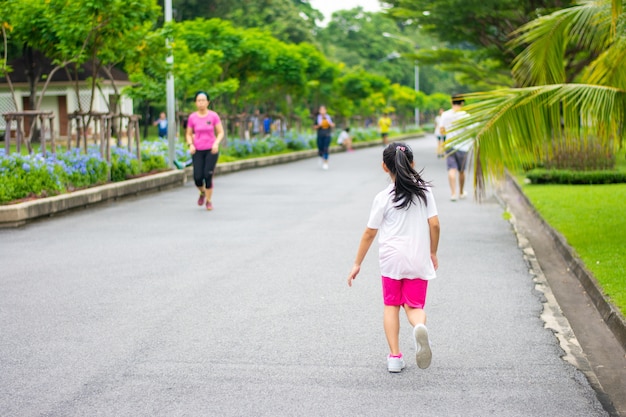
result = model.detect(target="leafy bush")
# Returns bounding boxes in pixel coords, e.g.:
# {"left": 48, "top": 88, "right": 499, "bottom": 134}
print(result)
{"left": 0, "top": 153, "right": 64, "bottom": 203}
{"left": 545, "top": 138, "right": 615, "bottom": 170}
{"left": 110, "top": 147, "right": 140, "bottom": 182}
{"left": 0, "top": 149, "right": 107, "bottom": 204}
{"left": 141, "top": 152, "right": 167, "bottom": 173}
{"left": 224, "top": 139, "right": 254, "bottom": 158}
{"left": 349, "top": 127, "right": 381, "bottom": 143}
{"left": 526, "top": 168, "right": 626, "bottom": 185}
{"left": 283, "top": 132, "right": 311, "bottom": 151}
{"left": 141, "top": 138, "right": 179, "bottom": 172}
{"left": 57, "top": 149, "right": 108, "bottom": 189}
{"left": 223, "top": 135, "right": 304, "bottom": 159}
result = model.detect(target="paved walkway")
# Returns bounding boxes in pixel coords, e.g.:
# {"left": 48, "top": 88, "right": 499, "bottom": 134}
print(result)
{"left": 0, "top": 136, "right": 616, "bottom": 416}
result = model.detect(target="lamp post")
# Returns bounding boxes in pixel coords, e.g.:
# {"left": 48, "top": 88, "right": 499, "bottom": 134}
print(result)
{"left": 165, "top": 0, "right": 177, "bottom": 168}
{"left": 382, "top": 32, "right": 420, "bottom": 127}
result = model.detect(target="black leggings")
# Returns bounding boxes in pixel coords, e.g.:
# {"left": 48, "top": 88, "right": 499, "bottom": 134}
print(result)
{"left": 192, "top": 149, "right": 219, "bottom": 188}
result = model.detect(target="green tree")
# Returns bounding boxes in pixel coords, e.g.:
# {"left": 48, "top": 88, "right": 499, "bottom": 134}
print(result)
{"left": 447, "top": 0, "right": 626, "bottom": 193}
{"left": 388, "top": 83, "right": 422, "bottom": 128}
{"left": 1, "top": 0, "right": 158, "bottom": 112}
{"left": 318, "top": 7, "right": 457, "bottom": 95}
{"left": 160, "top": 0, "right": 320, "bottom": 44}
{"left": 386, "top": 0, "right": 574, "bottom": 89}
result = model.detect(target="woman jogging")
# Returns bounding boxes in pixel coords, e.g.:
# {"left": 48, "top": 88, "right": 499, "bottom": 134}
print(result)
{"left": 186, "top": 91, "right": 224, "bottom": 210}
{"left": 347, "top": 142, "right": 440, "bottom": 373}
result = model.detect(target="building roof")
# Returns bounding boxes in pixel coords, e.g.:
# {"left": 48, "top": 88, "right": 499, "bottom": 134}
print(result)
{"left": 0, "top": 51, "right": 130, "bottom": 84}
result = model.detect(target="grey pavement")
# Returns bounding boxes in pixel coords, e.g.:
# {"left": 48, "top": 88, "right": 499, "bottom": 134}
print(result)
{"left": 0, "top": 136, "right": 613, "bottom": 416}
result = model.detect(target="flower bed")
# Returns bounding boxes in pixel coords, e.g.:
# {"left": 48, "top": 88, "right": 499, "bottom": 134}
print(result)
{"left": 0, "top": 140, "right": 178, "bottom": 205}
{"left": 0, "top": 127, "right": 391, "bottom": 205}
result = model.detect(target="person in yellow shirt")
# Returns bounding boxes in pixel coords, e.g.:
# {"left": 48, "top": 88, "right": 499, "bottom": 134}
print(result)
{"left": 378, "top": 113, "right": 392, "bottom": 145}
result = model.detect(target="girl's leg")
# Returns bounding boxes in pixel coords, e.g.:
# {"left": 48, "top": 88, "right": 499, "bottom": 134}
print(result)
{"left": 402, "top": 279, "right": 432, "bottom": 368}
{"left": 403, "top": 278, "right": 428, "bottom": 326}
{"left": 404, "top": 306, "right": 426, "bottom": 327}
{"left": 383, "top": 305, "right": 402, "bottom": 356}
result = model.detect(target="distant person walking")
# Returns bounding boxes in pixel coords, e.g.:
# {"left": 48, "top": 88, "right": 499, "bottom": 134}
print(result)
{"left": 153, "top": 112, "right": 168, "bottom": 140}
{"left": 439, "top": 95, "right": 472, "bottom": 201}
{"left": 378, "top": 113, "right": 392, "bottom": 145}
{"left": 186, "top": 91, "right": 224, "bottom": 211}
{"left": 263, "top": 115, "right": 272, "bottom": 136}
{"left": 434, "top": 108, "right": 446, "bottom": 158}
{"left": 314, "top": 105, "right": 335, "bottom": 170}
{"left": 347, "top": 142, "right": 440, "bottom": 373}
{"left": 248, "top": 109, "right": 261, "bottom": 138}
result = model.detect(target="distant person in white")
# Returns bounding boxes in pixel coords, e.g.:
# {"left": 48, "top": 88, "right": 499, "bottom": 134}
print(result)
{"left": 439, "top": 95, "right": 473, "bottom": 201}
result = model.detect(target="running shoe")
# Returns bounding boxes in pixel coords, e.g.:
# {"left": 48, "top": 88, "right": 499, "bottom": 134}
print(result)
{"left": 414, "top": 324, "right": 432, "bottom": 369}
{"left": 387, "top": 354, "right": 405, "bottom": 373}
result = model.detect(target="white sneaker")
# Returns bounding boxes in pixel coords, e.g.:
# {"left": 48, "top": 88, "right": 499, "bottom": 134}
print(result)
{"left": 322, "top": 162, "right": 329, "bottom": 170}
{"left": 450, "top": 194, "right": 458, "bottom": 201}
{"left": 387, "top": 354, "right": 405, "bottom": 373}
{"left": 459, "top": 192, "right": 468, "bottom": 199}
{"left": 414, "top": 324, "right": 432, "bottom": 369}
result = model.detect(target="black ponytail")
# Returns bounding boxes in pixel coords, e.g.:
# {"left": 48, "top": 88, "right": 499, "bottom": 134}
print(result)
{"left": 382, "top": 142, "right": 430, "bottom": 209}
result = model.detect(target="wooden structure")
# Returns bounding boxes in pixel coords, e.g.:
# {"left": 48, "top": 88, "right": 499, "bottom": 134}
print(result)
{"left": 67, "top": 111, "right": 141, "bottom": 163}
{"left": 2, "top": 110, "right": 141, "bottom": 169}
{"left": 3, "top": 111, "right": 56, "bottom": 156}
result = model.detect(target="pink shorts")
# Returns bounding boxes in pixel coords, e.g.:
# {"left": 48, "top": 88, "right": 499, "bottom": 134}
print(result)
{"left": 381, "top": 276, "right": 428, "bottom": 308}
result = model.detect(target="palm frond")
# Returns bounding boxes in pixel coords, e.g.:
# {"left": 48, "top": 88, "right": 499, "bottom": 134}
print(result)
{"left": 446, "top": 85, "right": 626, "bottom": 194}
{"left": 583, "top": 28, "right": 626, "bottom": 89}
{"left": 510, "top": 0, "right": 614, "bottom": 86}
{"left": 612, "top": 0, "right": 623, "bottom": 35}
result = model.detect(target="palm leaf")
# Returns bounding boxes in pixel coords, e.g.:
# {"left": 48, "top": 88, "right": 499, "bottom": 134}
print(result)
{"left": 612, "top": 0, "right": 623, "bottom": 35}
{"left": 446, "top": 85, "right": 626, "bottom": 195}
{"left": 510, "top": 0, "right": 614, "bottom": 86}
{"left": 582, "top": 30, "right": 626, "bottom": 89}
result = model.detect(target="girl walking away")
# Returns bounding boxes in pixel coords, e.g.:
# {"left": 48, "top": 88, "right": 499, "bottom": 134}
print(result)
{"left": 347, "top": 142, "right": 440, "bottom": 373}
{"left": 186, "top": 91, "right": 224, "bottom": 210}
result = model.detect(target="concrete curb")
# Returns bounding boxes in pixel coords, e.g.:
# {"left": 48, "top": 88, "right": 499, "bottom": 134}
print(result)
{"left": 0, "top": 134, "right": 418, "bottom": 228}
{"left": 0, "top": 170, "right": 187, "bottom": 227}
{"left": 504, "top": 173, "right": 626, "bottom": 353}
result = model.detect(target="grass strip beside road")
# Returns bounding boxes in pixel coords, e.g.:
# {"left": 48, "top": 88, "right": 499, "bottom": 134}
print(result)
{"left": 522, "top": 182, "right": 626, "bottom": 316}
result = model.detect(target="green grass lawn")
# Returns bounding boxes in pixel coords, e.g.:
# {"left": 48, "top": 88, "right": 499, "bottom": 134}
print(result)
{"left": 522, "top": 182, "right": 626, "bottom": 315}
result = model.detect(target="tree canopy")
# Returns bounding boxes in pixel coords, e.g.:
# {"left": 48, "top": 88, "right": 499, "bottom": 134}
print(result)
{"left": 386, "top": 0, "right": 574, "bottom": 89}
{"left": 2, "top": 0, "right": 459, "bottom": 130}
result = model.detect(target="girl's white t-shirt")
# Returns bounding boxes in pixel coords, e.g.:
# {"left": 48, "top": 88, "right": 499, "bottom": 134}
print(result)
{"left": 367, "top": 184, "right": 438, "bottom": 280}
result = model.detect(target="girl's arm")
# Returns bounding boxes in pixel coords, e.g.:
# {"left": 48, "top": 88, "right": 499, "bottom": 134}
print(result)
{"left": 428, "top": 215, "right": 440, "bottom": 270}
{"left": 347, "top": 227, "right": 378, "bottom": 287}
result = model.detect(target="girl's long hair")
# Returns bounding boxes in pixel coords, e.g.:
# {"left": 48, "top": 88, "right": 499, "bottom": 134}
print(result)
{"left": 383, "top": 142, "right": 430, "bottom": 209}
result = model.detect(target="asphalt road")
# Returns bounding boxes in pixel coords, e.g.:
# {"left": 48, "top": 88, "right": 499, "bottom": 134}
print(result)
{"left": 0, "top": 137, "right": 611, "bottom": 416}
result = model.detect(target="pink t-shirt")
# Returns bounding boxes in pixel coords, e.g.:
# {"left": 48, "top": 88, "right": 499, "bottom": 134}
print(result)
{"left": 187, "top": 110, "right": 221, "bottom": 151}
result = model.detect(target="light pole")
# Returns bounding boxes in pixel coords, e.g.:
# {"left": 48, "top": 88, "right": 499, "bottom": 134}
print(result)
{"left": 382, "top": 32, "right": 420, "bottom": 127}
{"left": 165, "top": 0, "right": 177, "bottom": 168}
